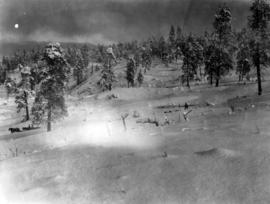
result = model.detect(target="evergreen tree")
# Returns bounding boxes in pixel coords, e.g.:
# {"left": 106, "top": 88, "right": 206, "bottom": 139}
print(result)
{"left": 203, "top": 32, "right": 216, "bottom": 85}
{"left": 32, "top": 43, "right": 69, "bottom": 132}
{"left": 31, "top": 92, "right": 46, "bottom": 126}
{"left": 66, "top": 47, "right": 77, "bottom": 67}
{"left": 97, "top": 54, "right": 116, "bottom": 91}
{"left": 30, "top": 48, "right": 41, "bottom": 63}
{"left": 204, "top": 39, "right": 233, "bottom": 85}
{"left": 137, "top": 69, "right": 144, "bottom": 86}
{"left": 141, "top": 47, "right": 152, "bottom": 73}
{"left": 236, "top": 29, "right": 252, "bottom": 81}
{"left": 0, "top": 63, "right": 6, "bottom": 84}
{"left": 15, "top": 66, "right": 32, "bottom": 121}
{"left": 2, "top": 56, "right": 11, "bottom": 71}
{"left": 176, "top": 26, "right": 184, "bottom": 46}
{"left": 148, "top": 37, "right": 159, "bottom": 57}
{"left": 236, "top": 51, "right": 251, "bottom": 81}
{"left": 134, "top": 51, "right": 141, "bottom": 68}
{"left": 213, "top": 5, "right": 233, "bottom": 87}
{"left": 181, "top": 35, "right": 204, "bottom": 88}
{"left": 73, "top": 50, "right": 86, "bottom": 85}
{"left": 204, "top": 44, "right": 216, "bottom": 85}
{"left": 80, "top": 44, "right": 90, "bottom": 68}
{"left": 29, "top": 63, "right": 42, "bottom": 91}
{"left": 126, "top": 58, "right": 136, "bottom": 87}
{"left": 4, "top": 77, "right": 16, "bottom": 99}
{"left": 175, "top": 26, "right": 184, "bottom": 60}
{"left": 248, "top": 0, "right": 270, "bottom": 95}
{"left": 169, "top": 25, "right": 176, "bottom": 47}
{"left": 158, "top": 36, "right": 167, "bottom": 59}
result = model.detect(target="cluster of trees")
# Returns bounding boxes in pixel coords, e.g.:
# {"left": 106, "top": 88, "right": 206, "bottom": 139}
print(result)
{"left": 66, "top": 45, "right": 90, "bottom": 85}
{"left": 0, "top": 48, "right": 42, "bottom": 84}
{"left": 121, "top": 0, "right": 269, "bottom": 93}
{"left": 129, "top": 0, "right": 269, "bottom": 95}
{"left": 97, "top": 51, "right": 116, "bottom": 92}
{"left": 125, "top": 58, "right": 144, "bottom": 88}
{"left": 1, "top": 43, "right": 70, "bottom": 132}
{"left": 113, "top": 0, "right": 269, "bottom": 93}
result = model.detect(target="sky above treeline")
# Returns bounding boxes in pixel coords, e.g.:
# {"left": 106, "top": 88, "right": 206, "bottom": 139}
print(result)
{"left": 0, "top": 0, "right": 252, "bottom": 44}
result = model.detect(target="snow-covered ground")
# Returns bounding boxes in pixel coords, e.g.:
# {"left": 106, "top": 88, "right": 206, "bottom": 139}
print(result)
{"left": 1, "top": 68, "right": 270, "bottom": 203}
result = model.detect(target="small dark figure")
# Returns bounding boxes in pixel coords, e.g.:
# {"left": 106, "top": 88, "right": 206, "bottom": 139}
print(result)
{"left": 8, "top": 128, "right": 21, "bottom": 133}
{"left": 184, "top": 102, "right": 189, "bottom": 110}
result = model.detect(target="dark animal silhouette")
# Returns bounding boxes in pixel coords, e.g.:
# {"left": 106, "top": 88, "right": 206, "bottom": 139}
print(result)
{"left": 8, "top": 128, "right": 21, "bottom": 133}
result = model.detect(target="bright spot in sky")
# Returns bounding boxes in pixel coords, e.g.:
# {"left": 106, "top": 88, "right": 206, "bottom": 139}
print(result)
{"left": 14, "top": 24, "right": 19, "bottom": 29}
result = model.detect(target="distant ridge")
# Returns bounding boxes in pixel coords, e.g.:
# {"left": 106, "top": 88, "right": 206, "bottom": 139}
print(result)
{"left": 0, "top": 41, "right": 96, "bottom": 58}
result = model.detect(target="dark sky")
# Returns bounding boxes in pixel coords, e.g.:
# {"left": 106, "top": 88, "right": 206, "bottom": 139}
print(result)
{"left": 0, "top": 0, "right": 251, "bottom": 44}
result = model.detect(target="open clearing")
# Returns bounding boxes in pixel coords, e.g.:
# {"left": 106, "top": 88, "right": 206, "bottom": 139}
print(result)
{"left": 1, "top": 76, "right": 270, "bottom": 204}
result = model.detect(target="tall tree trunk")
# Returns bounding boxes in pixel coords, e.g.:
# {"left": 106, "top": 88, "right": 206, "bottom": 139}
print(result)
{"left": 256, "top": 43, "right": 262, "bottom": 96}
{"left": 216, "top": 37, "right": 222, "bottom": 88}
{"left": 215, "top": 67, "right": 220, "bottom": 87}
{"left": 210, "top": 71, "right": 213, "bottom": 85}
{"left": 256, "top": 63, "right": 262, "bottom": 95}
{"left": 47, "top": 105, "right": 52, "bottom": 132}
{"left": 215, "top": 78, "right": 219, "bottom": 87}
{"left": 24, "top": 91, "right": 29, "bottom": 121}
{"left": 186, "top": 75, "right": 190, "bottom": 88}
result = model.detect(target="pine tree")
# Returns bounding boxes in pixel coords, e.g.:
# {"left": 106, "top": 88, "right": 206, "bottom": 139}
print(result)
{"left": 204, "top": 43, "right": 216, "bottom": 85}
{"left": 134, "top": 51, "right": 141, "bottom": 68}
{"left": 4, "top": 77, "right": 16, "bottom": 99}
{"left": 2, "top": 56, "right": 11, "bottom": 71}
{"left": 31, "top": 92, "right": 46, "bottom": 126}
{"left": 204, "top": 40, "right": 233, "bottom": 85}
{"left": 15, "top": 66, "right": 32, "bottom": 121}
{"left": 30, "top": 48, "right": 41, "bottom": 63}
{"left": 213, "top": 5, "right": 233, "bottom": 87}
{"left": 0, "top": 63, "right": 6, "bottom": 84}
{"left": 73, "top": 50, "right": 86, "bottom": 85}
{"left": 181, "top": 35, "right": 204, "bottom": 88}
{"left": 158, "top": 36, "right": 167, "bottom": 60}
{"left": 137, "top": 69, "right": 144, "bottom": 86}
{"left": 66, "top": 47, "right": 77, "bottom": 67}
{"left": 32, "top": 43, "right": 70, "bottom": 132}
{"left": 175, "top": 26, "right": 184, "bottom": 60}
{"left": 80, "top": 44, "right": 90, "bottom": 68}
{"left": 248, "top": 0, "right": 270, "bottom": 95}
{"left": 236, "top": 29, "right": 252, "bottom": 81}
{"left": 141, "top": 47, "right": 152, "bottom": 73}
{"left": 169, "top": 25, "right": 176, "bottom": 47}
{"left": 126, "top": 58, "right": 135, "bottom": 87}
{"left": 237, "top": 53, "right": 251, "bottom": 82}
{"left": 176, "top": 26, "right": 183, "bottom": 45}
{"left": 97, "top": 54, "right": 116, "bottom": 91}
